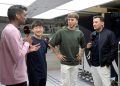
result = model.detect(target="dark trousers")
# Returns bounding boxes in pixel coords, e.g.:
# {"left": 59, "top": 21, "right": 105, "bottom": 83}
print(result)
{"left": 29, "top": 78, "right": 46, "bottom": 86}
{"left": 6, "top": 81, "right": 27, "bottom": 86}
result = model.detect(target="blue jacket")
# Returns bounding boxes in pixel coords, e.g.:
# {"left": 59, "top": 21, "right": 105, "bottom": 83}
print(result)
{"left": 89, "top": 28, "right": 118, "bottom": 67}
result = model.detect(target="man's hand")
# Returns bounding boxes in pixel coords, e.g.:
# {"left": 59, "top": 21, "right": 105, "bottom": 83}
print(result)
{"left": 23, "top": 34, "right": 32, "bottom": 45}
{"left": 29, "top": 44, "right": 40, "bottom": 52}
{"left": 49, "top": 44, "right": 66, "bottom": 61}
{"left": 55, "top": 53, "right": 66, "bottom": 61}
{"left": 76, "top": 48, "right": 84, "bottom": 60}
{"left": 86, "top": 42, "right": 92, "bottom": 49}
{"left": 76, "top": 52, "right": 84, "bottom": 60}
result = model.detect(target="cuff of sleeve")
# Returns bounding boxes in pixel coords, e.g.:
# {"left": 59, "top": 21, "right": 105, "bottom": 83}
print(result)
{"left": 22, "top": 42, "right": 30, "bottom": 54}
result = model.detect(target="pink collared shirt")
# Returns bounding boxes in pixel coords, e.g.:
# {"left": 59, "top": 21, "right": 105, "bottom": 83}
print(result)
{"left": 0, "top": 24, "right": 29, "bottom": 85}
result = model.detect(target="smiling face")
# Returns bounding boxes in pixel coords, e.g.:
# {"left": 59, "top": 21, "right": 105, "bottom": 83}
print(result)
{"left": 93, "top": 16, "right": 104, "bottom": 32}
{"left": 32, "top": 26, "right": 44, "bottom": 38}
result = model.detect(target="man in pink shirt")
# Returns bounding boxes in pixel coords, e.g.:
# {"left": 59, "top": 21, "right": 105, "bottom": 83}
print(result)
{"left": 0, "top": 5, "right": 40, "bottom": 86}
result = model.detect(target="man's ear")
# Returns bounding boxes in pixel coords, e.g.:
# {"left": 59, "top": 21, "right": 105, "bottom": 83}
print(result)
{"left": 102, "top": 22, "right": 104, "bottom": 27}
{"left": 16, "top": 13, "right": 20, "bottom": 19}
{"left": 76, "top": 20, "right": 78, "bottom": 25}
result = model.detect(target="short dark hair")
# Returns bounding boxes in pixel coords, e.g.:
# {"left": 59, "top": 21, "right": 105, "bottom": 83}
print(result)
{"left": 32, "top": 21, "right": 44, "bottom": 29}
{"left": 93, "top": 15, "right": 104, "bottom": 22}
{"left": 7, "top": 5, "right": 27, "bottom": 21}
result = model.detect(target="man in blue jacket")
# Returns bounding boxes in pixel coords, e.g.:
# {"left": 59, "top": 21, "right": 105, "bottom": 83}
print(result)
{"left": 86, "top": 15, "right": 117, "bottom": 86}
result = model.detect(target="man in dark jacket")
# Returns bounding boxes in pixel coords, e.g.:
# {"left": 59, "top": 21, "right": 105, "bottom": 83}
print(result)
{"left": 86, "top": 15, "right": 117, "bottom": 86}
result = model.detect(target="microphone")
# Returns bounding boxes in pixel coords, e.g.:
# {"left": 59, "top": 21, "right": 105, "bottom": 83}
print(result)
{"left": 90, "top": 33, "right": 96, "bottom": 42}
{"left": 23, "top": 26, "right": 30, "bottom": 35}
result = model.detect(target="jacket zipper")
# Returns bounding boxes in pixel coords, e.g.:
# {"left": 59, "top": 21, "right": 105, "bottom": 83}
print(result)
{"left": 98, "top": 32, "right": 101, "bottom": 66}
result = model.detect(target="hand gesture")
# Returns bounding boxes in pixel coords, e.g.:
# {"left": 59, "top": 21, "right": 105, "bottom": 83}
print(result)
{"left": 29, "top": 44, "right": 40, "bottom": 52}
